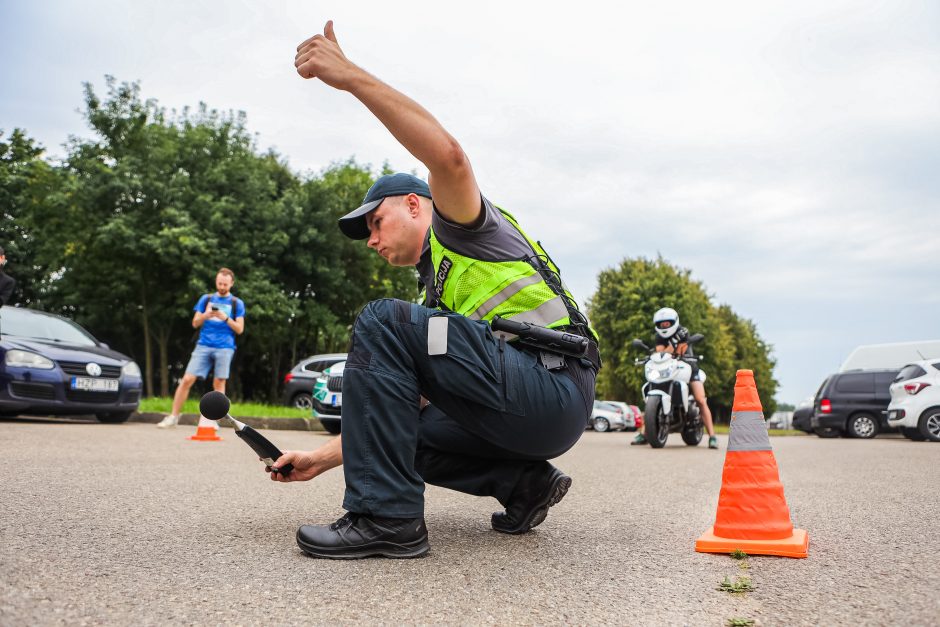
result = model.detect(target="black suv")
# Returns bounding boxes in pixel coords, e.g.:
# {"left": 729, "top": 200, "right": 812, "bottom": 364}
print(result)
{"left": 811, "top": 369, "right": 899, "bottom": 438}
{"left": 281, "top": 353, "right": 347, "bottom": 409}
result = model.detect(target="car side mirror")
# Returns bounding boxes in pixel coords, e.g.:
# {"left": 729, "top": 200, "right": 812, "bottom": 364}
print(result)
{"left": 688, "top": 334, "right": 704, "bottom": 345}
{"left": 632, "top": 339, "right": 650, "bottom": 352}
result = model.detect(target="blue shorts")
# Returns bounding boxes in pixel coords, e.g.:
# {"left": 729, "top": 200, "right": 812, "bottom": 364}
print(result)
{"left": 185, "top": 345, "right": 235, "bottom": 380}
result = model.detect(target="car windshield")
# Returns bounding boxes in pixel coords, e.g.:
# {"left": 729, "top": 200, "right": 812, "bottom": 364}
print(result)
{"left": 0, "top": 308, "right": 98, "bottom": 347}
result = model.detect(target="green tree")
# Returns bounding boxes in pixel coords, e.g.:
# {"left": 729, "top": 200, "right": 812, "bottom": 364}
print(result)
{"left": 714, "top": 304, "right": 778, "bottom": 418}
{"left": 0, "top": 129, "right": 71, "bottom": 307}
{"left": 227, "top": 159, "right": 415, "bottom": 402}
{"left": 51, "top": 79, "right": 224, "bottom": 396}
{"left": 24, "top": 78, "right": 294, "bottom": 397}
{"left": 588, "top": 257, "right": 776, "bottom": 422}
{"left": 6, "top": 77, "right": 440, "bottom": 405}
{"left": 33, "top": 78, "right": 417, "bottom": 402}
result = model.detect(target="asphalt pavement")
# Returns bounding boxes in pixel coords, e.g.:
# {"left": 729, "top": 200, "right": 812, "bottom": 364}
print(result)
{"left": 1, "top": 418, "right": 937, "bottom": 626}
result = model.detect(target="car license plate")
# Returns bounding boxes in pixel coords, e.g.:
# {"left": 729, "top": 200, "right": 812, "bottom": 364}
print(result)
{"left": 70, "top": 377, "right": 119, "bottom": 392}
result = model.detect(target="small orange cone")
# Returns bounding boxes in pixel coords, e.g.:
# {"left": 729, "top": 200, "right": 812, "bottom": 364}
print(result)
{"left": 188, "top": 415, "right": 222, "bottom": 442}
{"left": 695, "top": 369, "right": 808, "bottom": 558}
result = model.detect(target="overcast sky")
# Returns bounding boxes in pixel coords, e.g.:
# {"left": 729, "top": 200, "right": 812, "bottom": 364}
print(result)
{"left": 2, "top": 1, "right": 938, "bottom": 403}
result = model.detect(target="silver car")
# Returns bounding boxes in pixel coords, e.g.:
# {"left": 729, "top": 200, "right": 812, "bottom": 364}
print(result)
{"left": 592, "top": 400, "right": 631, "bottom": 432}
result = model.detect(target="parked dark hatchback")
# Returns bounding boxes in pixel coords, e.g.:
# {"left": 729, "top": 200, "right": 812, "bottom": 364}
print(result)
{"left": 792, "top": 405, "right": 814, "bottom": 433}
{"left": 811, "top": 369, "right": 899, "bottom": 438}
{"left": 281, "top": 353, "right": 347, "bottom": 409}
{"left": 0, "top": 307, "right": 143, "bottom": 422}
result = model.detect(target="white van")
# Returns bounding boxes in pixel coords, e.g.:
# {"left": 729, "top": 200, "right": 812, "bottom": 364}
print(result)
{"left": 839, "top": 341, "right": 940, "bottom": 372}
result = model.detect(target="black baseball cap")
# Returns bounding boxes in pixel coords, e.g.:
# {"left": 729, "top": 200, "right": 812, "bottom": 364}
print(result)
{"left": 338, "top": 173, "right": 432, "bottom": 240}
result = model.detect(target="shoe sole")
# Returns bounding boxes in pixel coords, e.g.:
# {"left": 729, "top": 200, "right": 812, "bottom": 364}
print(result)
{"left": 296, "top": 534, "right": 430, "bottom": 560}
{"left": 493, "top": 472, "right": 572, "bottom": 535}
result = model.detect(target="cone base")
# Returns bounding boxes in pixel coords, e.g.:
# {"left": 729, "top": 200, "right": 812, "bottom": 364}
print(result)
{"left": 695, "top": 526, "right": 808, "bottom": 558}
{"left": 188, "top": 427, "right": 222, "bottom": 442}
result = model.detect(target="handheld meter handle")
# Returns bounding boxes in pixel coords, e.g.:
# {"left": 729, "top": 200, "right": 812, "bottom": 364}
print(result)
{"left": 235, "top": 426, "right": 294, "bottom": 475}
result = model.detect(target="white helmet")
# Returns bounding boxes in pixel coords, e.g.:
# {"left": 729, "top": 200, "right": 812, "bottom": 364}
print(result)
{"left": 653, "top": 307, "right": 679, "bottom": 338}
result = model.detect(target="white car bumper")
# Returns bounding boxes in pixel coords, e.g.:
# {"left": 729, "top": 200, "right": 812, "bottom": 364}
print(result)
{"left": 886, "top": 401, "right": 918, "bottom": 429}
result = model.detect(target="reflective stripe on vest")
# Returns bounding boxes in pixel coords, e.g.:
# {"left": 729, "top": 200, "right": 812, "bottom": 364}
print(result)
{"left": 495, "top": 295, "right": 569, "bottom": 327}
{"left": 727, "top": 411, "right": 773, "bottom": 452}
{"left": 468, "top": 273, "right": 544, "bottom": 320}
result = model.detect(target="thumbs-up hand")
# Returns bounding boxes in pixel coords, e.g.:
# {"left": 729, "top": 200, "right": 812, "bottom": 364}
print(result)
{"left": 295, "top": 20, "right": 360, "bottom": 90}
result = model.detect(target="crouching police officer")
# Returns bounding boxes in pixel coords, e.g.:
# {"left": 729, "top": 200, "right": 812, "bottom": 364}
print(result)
{"left": 267, "top": 21, "right": 600, "bottom": 559}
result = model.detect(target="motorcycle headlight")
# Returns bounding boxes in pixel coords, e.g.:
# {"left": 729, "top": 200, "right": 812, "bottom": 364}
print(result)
{"left": 5, "top": 350, "right": 55, "bottom": 369}
{"left": 661, "top": 363, "right": 677, "bottom": 379}
{"left": 645, "top": 363, "right": 660, "bottom": 381}
{"left": 122, "top": 361, "right": 141, "bottom": 378}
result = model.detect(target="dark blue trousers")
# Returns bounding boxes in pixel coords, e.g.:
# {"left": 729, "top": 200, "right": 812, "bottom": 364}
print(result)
{"left": 340, "top": 299, "right": 594, "bottom": 518}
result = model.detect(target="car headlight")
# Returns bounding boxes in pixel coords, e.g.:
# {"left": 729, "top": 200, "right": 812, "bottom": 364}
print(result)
{"left": 122, "top": 361, "right": 141, "bottom": 377}
{"left": 5, "top": 349, "right": 55, "bottom": 369}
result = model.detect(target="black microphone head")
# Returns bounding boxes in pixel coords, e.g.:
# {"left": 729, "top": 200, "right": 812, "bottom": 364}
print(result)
{"left": 199, "top": 391, "right": 230, "bottom": 421}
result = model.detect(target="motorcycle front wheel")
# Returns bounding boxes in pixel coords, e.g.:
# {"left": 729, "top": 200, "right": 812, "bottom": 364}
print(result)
{"left": 644, "top": 396, "right": 669, "bottom": 448}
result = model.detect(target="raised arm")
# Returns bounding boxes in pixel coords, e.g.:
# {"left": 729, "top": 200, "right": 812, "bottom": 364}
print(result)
{"left": 294, "top": 21, "right": 482, "bottom": 226}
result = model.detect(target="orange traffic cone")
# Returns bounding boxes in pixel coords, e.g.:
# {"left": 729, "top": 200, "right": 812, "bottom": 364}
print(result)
{"left": 695, "top": 369, "right": 808, "bottom": 558}
{"left": 188, "top": 414, "right": 222, "bottom": 442}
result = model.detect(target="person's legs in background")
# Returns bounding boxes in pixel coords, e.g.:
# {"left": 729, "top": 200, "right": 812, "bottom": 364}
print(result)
{"left": 157, "top": 346, "right": 212, "bottom": 428}
{"left": 691, "top": 380, "right": 718, "bottom": 449}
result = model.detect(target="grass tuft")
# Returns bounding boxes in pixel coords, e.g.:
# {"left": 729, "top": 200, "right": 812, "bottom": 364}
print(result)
{"left": 726, "top": 618, "right": 755, "bottom": 627}
{"left": 717, "top": 576, "right": 755, "bottom": 594}
{"left": 730, "top": 549, "right": 748, "bottom": 560}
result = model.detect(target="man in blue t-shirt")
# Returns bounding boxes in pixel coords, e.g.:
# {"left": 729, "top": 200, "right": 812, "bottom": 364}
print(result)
{"left": 157, "top": 268, "right": 246, "bottom": 428}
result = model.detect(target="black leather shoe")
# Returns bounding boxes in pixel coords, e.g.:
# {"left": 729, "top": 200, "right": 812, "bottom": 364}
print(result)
{"left": 491, "top": 464, "right": 571, "bottom": 535}
{"left": 296, "top": 512, "right": 429, "bottom": 559}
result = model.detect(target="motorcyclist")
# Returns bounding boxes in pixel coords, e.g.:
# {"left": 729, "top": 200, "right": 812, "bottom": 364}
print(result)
{"left": 631, "top": 307, "right": 718, "bottom": 449}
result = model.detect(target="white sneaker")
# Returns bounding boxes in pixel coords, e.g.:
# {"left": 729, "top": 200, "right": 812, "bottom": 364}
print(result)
{"left": 156, "top": 414, "right": 179, "bottom": 429}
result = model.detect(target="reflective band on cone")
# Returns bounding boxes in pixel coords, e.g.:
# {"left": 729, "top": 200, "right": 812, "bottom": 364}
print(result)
{"left": 695, "top": 369, "right": 808, "bottom": 558}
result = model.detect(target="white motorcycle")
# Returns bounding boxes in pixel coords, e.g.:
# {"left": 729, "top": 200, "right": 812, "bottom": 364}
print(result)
{"left": 631, "top": 334, "right": 706, "bottom": 448}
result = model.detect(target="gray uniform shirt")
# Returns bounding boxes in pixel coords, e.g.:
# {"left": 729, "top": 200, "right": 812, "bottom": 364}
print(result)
{"left": 415, "top": 196, "right": 532, "bottom": 302}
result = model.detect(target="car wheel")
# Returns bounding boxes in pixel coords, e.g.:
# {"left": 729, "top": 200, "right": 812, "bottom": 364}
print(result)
{"left": 644, "top": 397, "right": 669, "bottom": 448}
{"left": 847, "top": 412, "right": 879, "bottom": 439}
{"left": 901, "top": 427, "right": 926, "bottom": 441}
{"left": 321, "top": 421, "right": 341, "bottom": 435}
{"left": 292, "top": 393, "right": 313, "bottom": 410}
{"left": 593, "top": 417, "right": 610, "bottom": 432}
{"left": 96, "top": 411, "right": 132, "bottom": 424}
{"left": 918, "top": 407, "right": 940, "bottom": 442}
{"left": 814, "top": 427, "right": 841, "bottom": 438}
